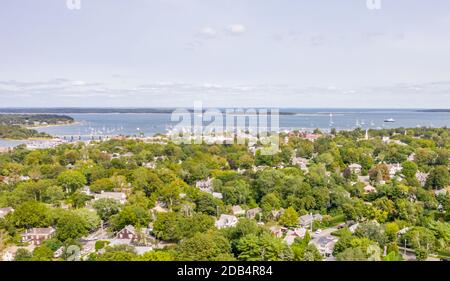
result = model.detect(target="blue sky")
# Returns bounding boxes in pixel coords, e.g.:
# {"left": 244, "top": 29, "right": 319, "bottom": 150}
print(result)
{"left": 1, "top": 0, "right": 450, "bottom": 108}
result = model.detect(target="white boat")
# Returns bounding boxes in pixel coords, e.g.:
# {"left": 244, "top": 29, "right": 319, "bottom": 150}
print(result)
{"left": 384, "top": 118, "right": 395, "bottom": 123}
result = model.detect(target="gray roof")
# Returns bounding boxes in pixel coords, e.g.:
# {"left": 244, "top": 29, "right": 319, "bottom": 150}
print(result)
{"left": 0, "top": 207, "right": 14, "bottom": 213}
{"left": 23, "top": 227, "right": 55, "bottom": 235}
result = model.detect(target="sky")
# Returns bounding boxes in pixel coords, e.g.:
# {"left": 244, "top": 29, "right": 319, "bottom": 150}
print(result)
{"left": 0, "top": 0, "right": 450, "bottom": 108}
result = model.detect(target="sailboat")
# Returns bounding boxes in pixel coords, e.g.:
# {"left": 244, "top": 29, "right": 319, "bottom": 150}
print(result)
{"left": 329, "top": 113, "right": 334, "bottom": 126}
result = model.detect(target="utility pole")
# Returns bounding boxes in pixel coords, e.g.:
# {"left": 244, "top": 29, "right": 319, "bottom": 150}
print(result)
{"left": 404, "top": 239, "right": 407, "bottom": 256}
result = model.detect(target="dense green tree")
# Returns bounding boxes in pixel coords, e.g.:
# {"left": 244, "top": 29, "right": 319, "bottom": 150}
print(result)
{"left": 279, "top": 207, "right": 299, "bottom": 227}
{"left": 236, "top": 233, "right": 291, "bottom": 261}
{"left": 10, "top": 201, "right": 50, "bottom": 228}
{"left": 153, "top": 212, "right": 184, "bottom": 241}
{"left": 176, "top": 232, "right": 233, "bottom": 261}
{"left": 425, "top": 166, "right": 450, "bottom": 190}
{"left": 89, "top": 178, "right": 115, "bottom": 193}
{"left": 57, "top": 170, "right": 87, "bottom": 193}
{"left": 54, "top": 210, "right": 90, "bottom": 241}
{"left": 109, "top": 204, "right": 151, "bottom": 231}
{"left": 14, "top": 248, "right": 32, "bottom": 261}
{"left": 93, "top": 198, "right": 121, "bottom": 221}
{"left": 31, "top": 245, "right": 54, "bottom": 261}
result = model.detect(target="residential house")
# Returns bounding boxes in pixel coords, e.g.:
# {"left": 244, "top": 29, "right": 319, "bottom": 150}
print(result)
{"left": 143, "top": 162, "right": 156, "bottom": 169}
{"left": 397, "top": 227, "right": 410, "bottom": 237}
{"left": 269, "top": 226, "right": 285, "bottom": 238}
{"left": 357, "top": 176, "right": 370, "bottom": 184}
{"left": 215, "top": 214, "right": 238, "bottom": 229}
{"left": 212, "top": 192, "right": 223, "bottom": 200}
{"left": 19, "top": 175, "right": 30, "bottom": 181}
{"left": 80, "top": 186, "right": 91, "bottom": 196}
{"left": 415, "top": 172, "right": 429, "bottom": 187}
{"left": 151, "top": 204, "right": 169, "bottom": 214}
{"left": 283, "top": 228, "right": 307, "bottom": 246}
{"left": 0, "top": 207, "right": 14, "bottom": 218}
{"left": 0, "top": 147, "right": 11, "bottom": 154}
{"left": 246, "top": 208, "right": 262, "bottom": 220}
{"left": 268, "top": 209, "right": 285, "bottom": 221}
{"left": 93, "top": 191, "right": 127, "bottom": 204}
{"left": 299, "top": 213, "right": 323, "bottom": 228}
{"left": 303, "top": 133, "right": 321, "bottom": 142}
{"left": 291, "top": 157, "right": 309, "bottom": 171}
{"left": 196, "top": 178, "right": 213, "bottom": 190}
{"left": 252, "top": 165, "right": 269, "bottom": 172}
{"left": 349, "top": 223, "right": 360, "bottom": 233}
{"left": 434, "top": 188, "right": 449, "bottom": 196}
{"left": 348, "top": 163, "right": 362, "bottom": 174}
{"left": 22, "top": 227, "right": 56, "bottom": 245}
{"left": 65, "top": 164, "right": 75, "bottom": 169}
{"left": 116, "top": 225, "right": 138, "bottom": 240}
{"left": 231, "top": 205, "right": 245, "bottom": 216}
{"left": 312, "top": 236, "right": 338, "bottom": 257}
{"left": 364, "top": 184, "right": 377, "bottom": 194}
{"left": 386, "top": 163, "right": 402, "bottom": 177}
{"left": 196, "top": 178, "right": 213, "bottom": 192}
{"left": 121, "top": 152, "right": 134, "bottom": 158}
{"left": 114, "top": 225, "right": 153, "bottom": 246}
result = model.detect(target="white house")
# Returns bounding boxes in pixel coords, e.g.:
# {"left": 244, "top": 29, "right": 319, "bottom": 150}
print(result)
{"left": 93, "top": 191, "right": 127, "bottom": 204}
{"left": 415, "top": 172, "right": 429, "bottom": 187}
{"left": 212, "top": 192, "right": 223, "bottom": 200}
{"left": 357, "top": 176, "right": 370, "bottom": 184}
{"left": 143, "top": 162, "right": 156, "bottom": 169}
{"left": 348, "top": 163, "right": 362, "bottom": 174}
{"left": 364, "top": 184, "right": 377, "bottom": 194}
{"left": 196, "top": 178, "right": 213, "bottom": 192}
{"left": 22, "top": 227, "right": 56, "bottom": 245}
{"left": 386, "top": 163, "right": 402, "bottom": 177}
{"left": 291, "top": 157, "right": 309, "bottom": 171}
{"left": 215, "top": 214, "right": 238, "bottom": 229}
{"left": 246, "top": 208, "right": 262, "bottom": 220}
{"left": 0, "top": 207, "right": 14, "bottom": 218}
{"left": 312, "top": 236, "right": 338, "bottom": 257}
{"left": 299, "top": 213, "right": 323, "bottom": 227}
{"left": 269, "top": 226, "right": 285, "bottom": 238}
{"left": 231, "top": 205, "right": 245, "bottom": 216}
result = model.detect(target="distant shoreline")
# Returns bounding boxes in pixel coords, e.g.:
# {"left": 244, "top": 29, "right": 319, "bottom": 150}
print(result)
{"left": 417, "top": 109, "right": 450, "bottom": 113}
{"left": 1, "top": 108, "right": 449, "bottom": 115}
{"left": 25, "top": 121, "right": 80, "bottom": 129}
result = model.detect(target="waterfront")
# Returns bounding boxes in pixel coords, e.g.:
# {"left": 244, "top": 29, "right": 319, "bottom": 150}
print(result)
{"left": 0, "top": 109, "right": 449, "bottom": 148}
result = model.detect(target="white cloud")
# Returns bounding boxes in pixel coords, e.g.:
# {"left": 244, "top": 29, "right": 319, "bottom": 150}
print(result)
{"left": 198, "top": 27, "right": 217, "bottom": 39}
{"left": 1, "top": 79, "right": 449, "bottom": 108}
{"left": 71, "top": 80, "right": 87, "bottom": 86}
{"left": 226, "top": 24, "right": 246, "bottom": 35}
